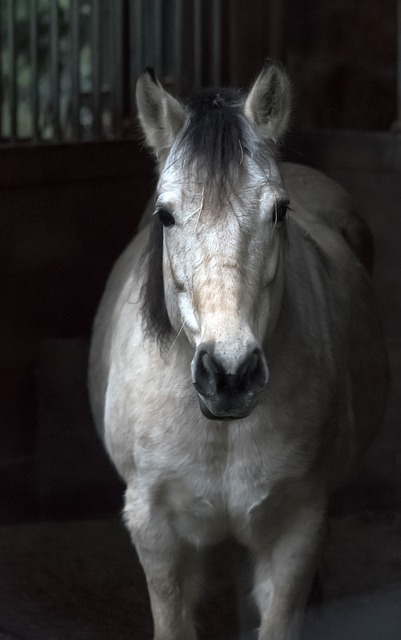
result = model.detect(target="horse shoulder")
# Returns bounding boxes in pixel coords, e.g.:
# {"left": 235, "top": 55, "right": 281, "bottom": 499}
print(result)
{"left": 88, "top": 225, "right": 150, "bottom": 441}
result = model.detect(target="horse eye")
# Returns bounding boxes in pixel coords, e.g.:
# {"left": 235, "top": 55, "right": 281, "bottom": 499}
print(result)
{"left": 274, "top": 202, "right": 289, "bottom": 223}
{"left": 157, "top": 208, "right": 175, "bottom": 228}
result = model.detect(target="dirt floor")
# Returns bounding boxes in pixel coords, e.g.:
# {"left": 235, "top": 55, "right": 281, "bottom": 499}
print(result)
{"left": 0, "top": 512, "right": 400, "bottom": 639}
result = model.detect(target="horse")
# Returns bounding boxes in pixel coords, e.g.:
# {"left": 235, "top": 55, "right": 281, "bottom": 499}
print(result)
{"left": 88, "top": 60, "right": 388, "bottom": 640}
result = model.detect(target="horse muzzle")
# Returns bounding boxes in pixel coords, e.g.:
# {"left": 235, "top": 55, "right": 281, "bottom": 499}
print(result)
{"left": 191, "top": 342, "right": 269, "bottom": 421}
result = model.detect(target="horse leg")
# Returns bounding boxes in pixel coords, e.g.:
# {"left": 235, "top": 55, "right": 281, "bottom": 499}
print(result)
{"left": 250, "top": 495, "right": 325, "bottom": 640}
{"left": 140, "top": 543, "right": 200, "bottom": 640}
{"left": 124, "top": 485, "right": 200, "bottom": 640}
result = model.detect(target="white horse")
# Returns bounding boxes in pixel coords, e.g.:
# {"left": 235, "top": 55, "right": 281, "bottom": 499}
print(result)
{"left": 89, "top": 61, "right": 388, "bottom": 640}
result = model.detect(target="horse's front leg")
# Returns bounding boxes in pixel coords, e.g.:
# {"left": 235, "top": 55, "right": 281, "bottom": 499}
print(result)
{"left": 124, "top": 484, "right": 200, "bottom": 640}
{"left": 250, "top": 490, "right": 325, "bottom": 640}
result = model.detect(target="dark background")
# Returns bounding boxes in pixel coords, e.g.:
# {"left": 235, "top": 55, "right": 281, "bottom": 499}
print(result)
{"left": 0, "top": 2, "right": 400, "bottom": 638}
{"left": 0, "top": 0, "right": 398, "bottom": 524}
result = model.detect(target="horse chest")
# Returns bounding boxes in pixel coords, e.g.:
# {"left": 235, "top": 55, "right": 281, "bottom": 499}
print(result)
{"left": 137, "top": 427, "right": 276, "bottom": 547}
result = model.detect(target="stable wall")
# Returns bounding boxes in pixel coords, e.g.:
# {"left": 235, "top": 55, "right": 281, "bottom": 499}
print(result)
{"left": 0, "top": 141, "right": 153, "bottom": 514}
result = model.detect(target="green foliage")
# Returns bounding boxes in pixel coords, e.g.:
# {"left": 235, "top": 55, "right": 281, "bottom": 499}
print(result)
{"left": 1, "top": 0, "right": 94, "bottom": 140}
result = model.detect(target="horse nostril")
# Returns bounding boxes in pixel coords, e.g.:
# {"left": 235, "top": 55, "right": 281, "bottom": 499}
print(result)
{"left": 240, "top": 348, "right": 269, "bottom": 390}
{"left": 241, "top": 351, "right": 259, "bottom": 377}
{"left": 193, "top": 344, "right": 269, "bottom": 400}
{"left": 193, "top": 347, "right": 220, "bottom": 397}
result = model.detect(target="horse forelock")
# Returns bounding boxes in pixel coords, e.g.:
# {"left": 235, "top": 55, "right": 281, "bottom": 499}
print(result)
{"left": 174, "top": 88, "right": 274, "bottom": 200}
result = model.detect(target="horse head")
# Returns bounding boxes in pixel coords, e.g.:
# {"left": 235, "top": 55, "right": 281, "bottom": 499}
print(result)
{"left": 137, "top": 61, "right": 291, "bottom": 420}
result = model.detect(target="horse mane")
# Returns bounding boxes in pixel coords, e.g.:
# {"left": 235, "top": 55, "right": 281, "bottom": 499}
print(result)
{"left": 141, "top": 213, "right": 169, "bottom": 348}
{"left": 140, "top": 88, "right": 275, "bottom": 350}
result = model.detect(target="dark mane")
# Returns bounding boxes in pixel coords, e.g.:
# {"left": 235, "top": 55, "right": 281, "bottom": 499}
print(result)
{"left": 141, "top": 87, "right": 272, "bottom": 350}
{"left": 141, "top": 213, "right": 169, "bottom": 348}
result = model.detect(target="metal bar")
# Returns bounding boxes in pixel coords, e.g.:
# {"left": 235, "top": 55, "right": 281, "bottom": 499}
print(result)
{"left": 193, "top": 0, "right": 202, "bottom": 89}
{"left": 153, "top": 0, "right": 162, "bottom": 75}
{"left": 70, "top": 0, "right": 80, "bottom": 140}
{"left": 0, "top": 3, "right": 3, "bottom": 139}
{"left": 121, "top": 0, "right": 132, "bottom": 127}
{"left": 174, "top": 0, "right": 183, "bottom": 93}
{"left": 268, "top": 0, "right": 285, "bottom": 61}
{"left": 130, "top": 0, "right": 143, "bottom": 89}
{"left": 141, "top": 0, "right": 150, "bottom": 68}
{"left": 228, "top": 1, "right": 239, "bottom": 86}
{"left": 50, "top": 0, "right": 60, "bottom": 141}
{"left": 211, "top": 0, "right": 222, "bottom": 87}
{"left": 111, "top": 1, "right": 123, "bottom": 137}
{"left": 398, "top": 0, "right": 401, "bottom": 126}
{"left": 30, "top": 0, "right": 39, "bottom": 141}
{"left": 7, "top": 0, "right": 17, "bottom": 141}
{"left": 91, "top": 0, "right": 101, "bottom": 137}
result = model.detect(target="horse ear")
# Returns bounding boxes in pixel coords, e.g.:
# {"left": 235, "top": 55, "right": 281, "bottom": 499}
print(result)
{"left": 244, "top": 60, "right": 291, "bottom": 143}
{"left": 136, "top": 68, "right": 186, "bottom": 161}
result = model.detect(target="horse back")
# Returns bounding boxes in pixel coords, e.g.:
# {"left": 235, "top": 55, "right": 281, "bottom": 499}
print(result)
{"left": 283, "top": 163, "right": 374, "bottom": 273}
{"left": 281, "top": 164, "right": 388, "bottom": 480}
